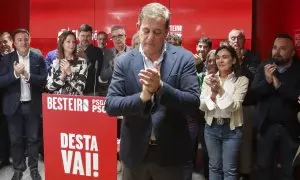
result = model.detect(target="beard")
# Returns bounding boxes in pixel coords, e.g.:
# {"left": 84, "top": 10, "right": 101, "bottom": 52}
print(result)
{"left": 272, "top": 56, "right": 291, "bottom": 66}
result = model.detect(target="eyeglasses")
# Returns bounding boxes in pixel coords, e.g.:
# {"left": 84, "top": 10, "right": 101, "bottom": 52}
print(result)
{"left": 111, "top": 34, "right": 125, "bottom": 40}
{"left": 230, "top": 36, "right": 244, "bottom": 41}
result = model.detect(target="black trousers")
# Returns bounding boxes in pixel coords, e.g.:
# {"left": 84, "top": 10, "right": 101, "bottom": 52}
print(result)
{"left": 256, "top": 124, "right": 298, "bottom": 180}
{"left": 122, "top": 146, "right": 186, "bottom": 180}
{"left": 6, "top": 102, "right": 40, "bottom": 172}
{"left": 0, "top": 114, "right": 10, "bottom": 162}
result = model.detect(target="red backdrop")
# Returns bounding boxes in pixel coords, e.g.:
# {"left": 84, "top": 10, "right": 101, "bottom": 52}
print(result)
{"left": 28, "top": 0, "right": 252, "bottom": 56}
{"left": 253, "top": 0, "right": 300, "bottom": 59}
{"left": 2, "top": 0, "right": 300, "bottom": 60}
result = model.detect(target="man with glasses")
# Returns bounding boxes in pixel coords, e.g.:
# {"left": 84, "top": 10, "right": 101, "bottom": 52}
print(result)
{"left": 228, "top": 29, "right": 260, "bottom": 180}
{"left": 97, "top": 31, "right": 114, "bottom": 96}
{"left": 110, "top": 26, "right": 132, "bottom": 63}
{"left": 97, "top": 26, "right": 132, "bottom": 97}
{"left": 78, "top": 24, "right": 103, "bottom": 96}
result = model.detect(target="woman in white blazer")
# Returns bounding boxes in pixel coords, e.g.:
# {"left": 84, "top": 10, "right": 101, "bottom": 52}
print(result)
{"left": 200, "top": 45, "right": 249, "bottom": 180}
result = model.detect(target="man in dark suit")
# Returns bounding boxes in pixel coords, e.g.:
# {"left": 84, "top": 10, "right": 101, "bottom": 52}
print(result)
{"left": 228, "top": 29, "right": 260, "bottom": 180}
{"left": 252, "top": 34, "right": 300, "bottom": 180}
{"left": 98, "top": 26, "right": 132, "bottom": 97}
{"left": 77, "top": 24, "right": 103, "bottom": 96}
{"left": 0, "top": 52, "right": 10, "bottom": 169}
{"left": 96, "top": 31, "right": 114, "bottom": 96}
{"left": 105, "top": 3, "right": 200, "bottom": 180}
{"left": 0, "top": 29, "right": 47, "bottom": 180}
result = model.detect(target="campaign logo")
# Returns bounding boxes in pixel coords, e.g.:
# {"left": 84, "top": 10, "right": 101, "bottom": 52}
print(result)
{"left": 47, "top": 97, "right": 89, "bottom": 112}
{"left": 91, "top": 99, "right": 106, "bottom": 113}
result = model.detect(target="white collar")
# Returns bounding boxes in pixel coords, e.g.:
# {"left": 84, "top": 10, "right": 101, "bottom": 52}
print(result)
{"left": 17, "top": 50, "right": 30, "bottom": 59}
{"left": 215, "top": 71, "right": 235, "bottom": 80}
{"left": 139, "top": 42, "right": 167, "bottom": 62}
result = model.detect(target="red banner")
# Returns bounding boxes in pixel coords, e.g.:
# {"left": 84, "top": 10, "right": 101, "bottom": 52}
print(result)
{"left": 42, "top": 94, "right": 117, "bottom": 180}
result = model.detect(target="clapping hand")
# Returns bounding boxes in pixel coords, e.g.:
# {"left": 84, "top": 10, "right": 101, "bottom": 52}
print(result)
{"left": 194, "top": 53, "right": 204, "bottom": 65}
{"left": 206, "top": 74, "right": 221, "bottom": 93}
{"left": 205, "top": 74, "right": 225, "bottom": 100}
{"left": 138, "top": 61, "right": 161, "bottom": 102}
{"left": 60, "top": 59, "right": 71, "bottom": 75}
{"left": 264, "top": 64, "right": 276, "bottom": 84}
{"left": 13, "top": 61, "right": 25, "bottom": 77}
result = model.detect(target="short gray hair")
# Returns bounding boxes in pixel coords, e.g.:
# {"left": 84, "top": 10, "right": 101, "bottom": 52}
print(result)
{"left": 138, "top": 3, "right": 170, "bottom": 29}
{"left": 228, "top": 29, "right": 245, "bottom": 39}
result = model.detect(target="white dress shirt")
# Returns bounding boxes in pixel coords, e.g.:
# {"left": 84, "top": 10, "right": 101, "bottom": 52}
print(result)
{"left": 139, "top": 43, "right": 167, "bottom": 141}
{"left": 16, "top": 51, "right": 31, "bottom": 102}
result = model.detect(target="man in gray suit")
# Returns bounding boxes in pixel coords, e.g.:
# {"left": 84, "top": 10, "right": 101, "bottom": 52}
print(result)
{"left": 105, "top": 3, "right": 200, "bottom": 180}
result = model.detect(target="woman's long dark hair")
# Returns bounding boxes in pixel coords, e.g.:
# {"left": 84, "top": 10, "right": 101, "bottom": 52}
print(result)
{"left": 57, "top": 31, "right": 78, "bottom": 60}
{"left": 215, "top": 45, "right": 242, "bottom": 80}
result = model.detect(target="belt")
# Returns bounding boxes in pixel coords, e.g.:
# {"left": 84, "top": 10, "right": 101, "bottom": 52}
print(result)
{"left": 213, "top": 117, "right": 230, "bottom": 125}
{"left": 149, "top": 139, "right": 157, "bottom": 146}
{"left": 20, "top": 101, "right": 31, "bottom": 104}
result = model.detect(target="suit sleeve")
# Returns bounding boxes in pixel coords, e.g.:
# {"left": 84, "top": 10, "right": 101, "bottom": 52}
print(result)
{"left": 105, "top": 56, "right": 149, "bottom": 117}
{"left": 275, "top": 65, "right": 300, "bottom": 103}
{"left": 0, "top": 54, "right": 19, "bottom": 88}
{"left": 28, "top": 55, "right": 47, "bottom": 87}
{"left": 251, "top": 62, "right": 274, "bottom": 96}
{"left": 159, "top": 54, "right": 200, "bottom": 114}
{"left": 276, "top": 81, "right": 300, "bottom": 103}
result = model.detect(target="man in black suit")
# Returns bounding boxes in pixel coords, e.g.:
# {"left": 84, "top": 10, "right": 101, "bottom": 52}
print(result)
{"left": 77, "top": 24, "right": 103, "bottom": 96}
{"left": 0, "top": 52, "right": 10, "bottom": 169}
{"left": 105, "top": 3, "right": 200, "bottom": 180}
{"left": 228, "top": 29, "right": 260, "bottom": 180}
{"left": 252, "top": 34, "right": 300, "bottom": 180}
{"left": 0, "top": 29, "right": 47, "bottom": 180}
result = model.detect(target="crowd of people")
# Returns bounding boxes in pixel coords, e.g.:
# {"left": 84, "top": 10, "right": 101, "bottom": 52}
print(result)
{"left": 0, "top": 2, "right": 300, "bottom": 180}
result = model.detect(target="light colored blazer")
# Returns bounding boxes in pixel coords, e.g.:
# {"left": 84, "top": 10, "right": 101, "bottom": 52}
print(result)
{"left": 200, "top": 73, "right": 249, "bottom": 130}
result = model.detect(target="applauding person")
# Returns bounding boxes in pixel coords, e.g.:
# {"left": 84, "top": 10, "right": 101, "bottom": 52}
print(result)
{"left": 200, "top": 46, "right": 249, "bottom": 180}
{"left": 47, "top": 31, "right": 87, "bottom": 95}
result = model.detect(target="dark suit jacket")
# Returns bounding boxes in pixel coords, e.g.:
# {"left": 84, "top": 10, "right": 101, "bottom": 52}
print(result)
{"left": 105, "top": 44, "right": 200, "bottom": 167}
{"left": 241, "top": 49, "right": 260, "bottom": 106}
{"left": 0, "top": 51, "right": 47, "bottom": 116}
{"left": 83, "top": 44, "right": 103, "bottom": 95}
{"left": 251, "top": 59, "right": 300, "bottom": 141}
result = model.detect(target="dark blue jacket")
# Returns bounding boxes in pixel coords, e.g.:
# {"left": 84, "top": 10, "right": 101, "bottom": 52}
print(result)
{"left": 0, "top": 51, "right": 47, "bottom": 116}
{"left": 105, "top": 44, "right": 200, "bottom": 167}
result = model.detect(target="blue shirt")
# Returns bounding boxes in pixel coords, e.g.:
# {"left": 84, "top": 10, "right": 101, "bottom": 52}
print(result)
{"left": 45, "top": 49, "right": 57, "bottom": 72}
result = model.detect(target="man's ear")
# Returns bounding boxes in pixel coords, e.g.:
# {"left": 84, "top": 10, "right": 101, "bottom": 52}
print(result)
{"left": 292, "top": 49, "right": 296, "bottom": 57}
{"left": 136, "top": 23, "right": 140, "bottom": 31}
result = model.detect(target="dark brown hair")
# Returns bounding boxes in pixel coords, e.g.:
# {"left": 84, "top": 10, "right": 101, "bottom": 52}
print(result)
{"left": 12, "top": 29, "right": 30, "bottom": 41}
{"left": 57, "top": 31, "right": 78, "bottom": 60}
{"left": 79, "top": 24, "right": 93, "bottom": 33}
{"left": 215, "top": 45, "right": 242, "bottom": 79}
